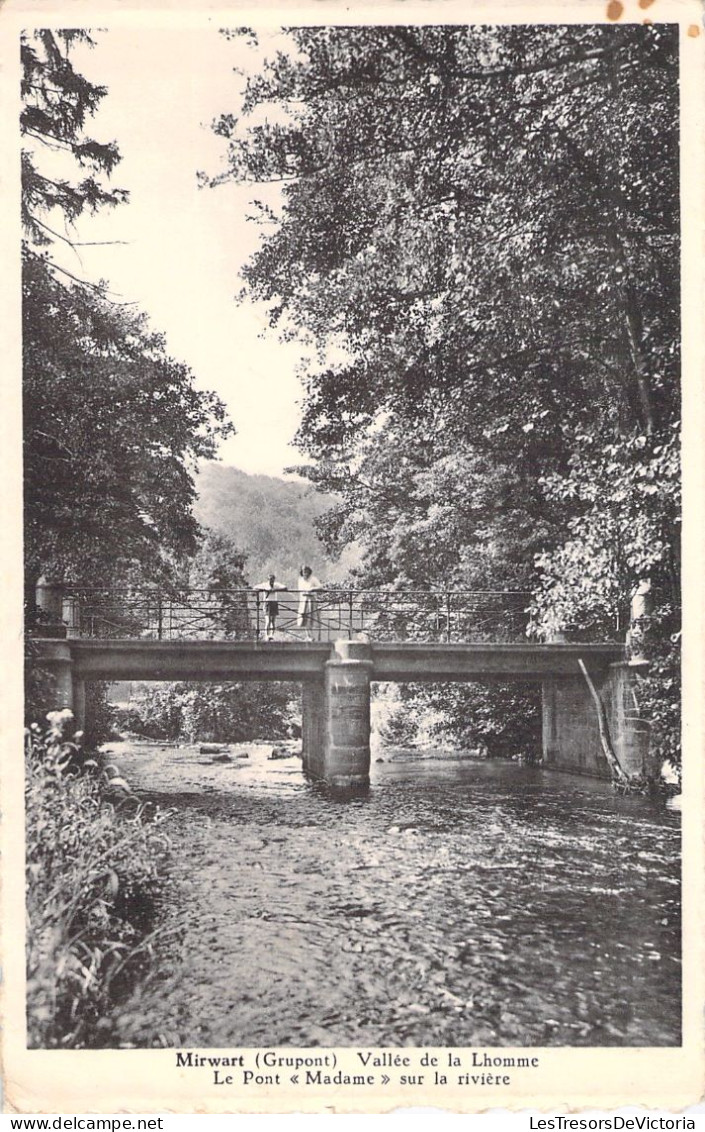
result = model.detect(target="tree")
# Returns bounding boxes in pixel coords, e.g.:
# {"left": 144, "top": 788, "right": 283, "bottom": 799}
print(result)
{"left": 209, "top": 25, "right": 678, "bottom": 582}
{"left": 21, "top": 30, "right": 127, "bottom": 246}
{"left": 22, "top": 30, "right": 235, "bottom": 590}
{"left": 23, "top": 252, "right": 233, "bottom": 586}
{"left": 208, "top": 24, "right": 680, "bottom": 760}
{"left": 171, "top": 528, "right": 251, "bottom": 637}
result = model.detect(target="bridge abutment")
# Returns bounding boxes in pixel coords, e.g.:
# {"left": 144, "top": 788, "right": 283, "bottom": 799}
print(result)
{"left": 35, "top": 640, "right": 75, "bottom": 714}
{"left": 542, "top": 662, "right": 653, "bottom": 780}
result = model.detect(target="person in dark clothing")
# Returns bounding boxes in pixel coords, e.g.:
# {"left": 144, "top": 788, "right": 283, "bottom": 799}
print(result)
{"left": 254, "top": 575, "right": 288, "bottom": 640}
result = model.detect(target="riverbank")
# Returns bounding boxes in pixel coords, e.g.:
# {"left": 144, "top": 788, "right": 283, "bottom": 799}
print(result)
{"left": 25, "top": 723, "right": 178, "bottom": 1048}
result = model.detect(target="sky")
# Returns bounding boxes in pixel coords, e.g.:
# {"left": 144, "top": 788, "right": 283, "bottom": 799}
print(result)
{"left": 46, "top": 27, "right": 310, "bottom": 478}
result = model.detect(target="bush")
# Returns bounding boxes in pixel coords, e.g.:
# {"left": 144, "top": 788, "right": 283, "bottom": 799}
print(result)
{"left": 376, "top": 690, "right": 420, "bottom": 748}
{"left": 632, "top": 606, "right": 681, "bottom": 779}
{"left": 25, "top": 710, "right": 175, "bottom": 1048}
{"left": 122, "top": 680, "right": 297, "bottom": 743}
{"left": 84, "top": 682, "right": 116, "bottom": 749}
{"left": 379, "top": 682, "right": 542, "bottom": 759}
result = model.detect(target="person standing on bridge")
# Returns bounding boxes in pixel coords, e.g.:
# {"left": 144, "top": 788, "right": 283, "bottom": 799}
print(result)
{"left": 253, "top": 575, "right": 288, "bottom": 641}
{"left": 297, "top": 566, "right": 322, "bottom": 641}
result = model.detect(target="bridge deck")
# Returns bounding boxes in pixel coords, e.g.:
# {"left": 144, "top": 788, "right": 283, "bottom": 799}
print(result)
{"left": 40, "top": 638, "right": 626, "bottom": 682}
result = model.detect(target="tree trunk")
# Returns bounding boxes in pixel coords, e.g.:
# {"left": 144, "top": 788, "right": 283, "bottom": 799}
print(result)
{"left": 578, "top": 658, "right": 630, "bottom": 785}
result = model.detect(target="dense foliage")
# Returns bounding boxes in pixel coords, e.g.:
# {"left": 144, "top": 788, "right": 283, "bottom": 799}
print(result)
{"left": 119, "top": 680, "right": 296, "bottom": 744}
{"left": 210, "top": 24, "right": 680, "bottom": 765}
{"left": 377, "top": 682, "right": 542, "bottom": 760}
{"left": 23, "top": 253, "right": 233, "bottom": 586}
{"left": 26, "top": 712, "right": 175, "bottom": 1047}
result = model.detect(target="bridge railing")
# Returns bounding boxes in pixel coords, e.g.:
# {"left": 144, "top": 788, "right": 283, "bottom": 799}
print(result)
{"left": 47, "top": 587, "right": 534, "bottom": 643}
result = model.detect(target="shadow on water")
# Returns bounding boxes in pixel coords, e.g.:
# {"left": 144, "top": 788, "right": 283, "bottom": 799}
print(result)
{"left": 111, "top": 741, "right": 681, "bottom": 1050}
{"left": 311, "top": 780, "right": 372, "bottom": 803}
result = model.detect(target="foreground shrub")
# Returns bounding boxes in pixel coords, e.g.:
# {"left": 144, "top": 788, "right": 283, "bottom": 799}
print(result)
{"left": 26, "top": 711, "right": 175, "bottom": 1048}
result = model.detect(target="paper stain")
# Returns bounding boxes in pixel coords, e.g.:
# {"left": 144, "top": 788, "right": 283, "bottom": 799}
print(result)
{"left": 606, "top": 1, "right": 624, "bottom": 20}
{"left": 638, "top": 0, "right": 656, "bottom": 8}
{"left": 687, "top": 23, "right": 700, "bottom": 36}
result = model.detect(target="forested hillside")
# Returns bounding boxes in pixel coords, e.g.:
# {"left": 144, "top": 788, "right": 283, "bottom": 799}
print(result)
{"left": 194, "top": 462, "right": 358, "bottom": 584}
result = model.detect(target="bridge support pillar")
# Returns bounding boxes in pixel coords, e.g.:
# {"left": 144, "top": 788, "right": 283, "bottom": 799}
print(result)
{"left": 542, "top": 662, "right": 653, "bottom": 781}
{"left": 323, "top": 640, "right": 373, "bottom": 789}
{"left": 300, "top": 641, "right": 374, "bottom": 789}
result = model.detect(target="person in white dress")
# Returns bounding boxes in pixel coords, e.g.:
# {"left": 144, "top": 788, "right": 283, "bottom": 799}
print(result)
{"left": 297, "top": 566, "right": 322, "bottom": 641}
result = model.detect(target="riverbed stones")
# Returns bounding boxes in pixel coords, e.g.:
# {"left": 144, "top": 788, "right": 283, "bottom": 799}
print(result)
{"left": 269, "top": 747, "right": 294, "bottom": 760}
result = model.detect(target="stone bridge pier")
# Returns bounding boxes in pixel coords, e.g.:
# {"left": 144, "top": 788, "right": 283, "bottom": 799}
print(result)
{"left": 32, "top": 639, "right": 87, "bottom": 732}
{"left": 302, "top": 639, "right": 373, "bottom": 789}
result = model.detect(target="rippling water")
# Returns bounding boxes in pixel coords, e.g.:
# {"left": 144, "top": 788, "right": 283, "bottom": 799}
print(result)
{"left": 113, "top": 741, "right": 681, "bottom": 1048}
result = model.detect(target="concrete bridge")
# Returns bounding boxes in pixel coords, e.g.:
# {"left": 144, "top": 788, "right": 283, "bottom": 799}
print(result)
{"left": 33, "top": 634, "right": 651, "bottom": 789}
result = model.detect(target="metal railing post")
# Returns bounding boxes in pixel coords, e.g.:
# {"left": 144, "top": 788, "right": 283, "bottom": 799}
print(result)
{"left": 62, "top": 593, "right": 80, "bottom": 638}
{"left": 35, "top": 576, "right": 66, "bottom": 635}
{"left": 446, "top": 591, "right": 452, "bottom": 642}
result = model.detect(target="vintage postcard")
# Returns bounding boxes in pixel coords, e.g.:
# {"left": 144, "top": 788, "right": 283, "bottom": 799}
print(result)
{"left": 1, "top": 0, "right": 703, "bottom": 1115}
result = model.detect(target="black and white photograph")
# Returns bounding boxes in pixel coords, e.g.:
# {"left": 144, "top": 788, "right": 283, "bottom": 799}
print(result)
{"left": 5, "top": 0, "right": 703, "bottom": 1113}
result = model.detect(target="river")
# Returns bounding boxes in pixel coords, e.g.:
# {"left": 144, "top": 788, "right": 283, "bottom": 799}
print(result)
{"left": 109, "top": 740, "right": 681, "bottom": 1049}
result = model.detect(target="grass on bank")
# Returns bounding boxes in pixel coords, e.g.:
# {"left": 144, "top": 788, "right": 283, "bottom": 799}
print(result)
{"left": 25, "top": 710, "right": 177, "bottom": 1048}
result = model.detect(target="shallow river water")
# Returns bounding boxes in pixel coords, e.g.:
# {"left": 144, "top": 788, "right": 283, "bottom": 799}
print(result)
{"left": 111, "top": 741, "right": 681, "bottom": 1048}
